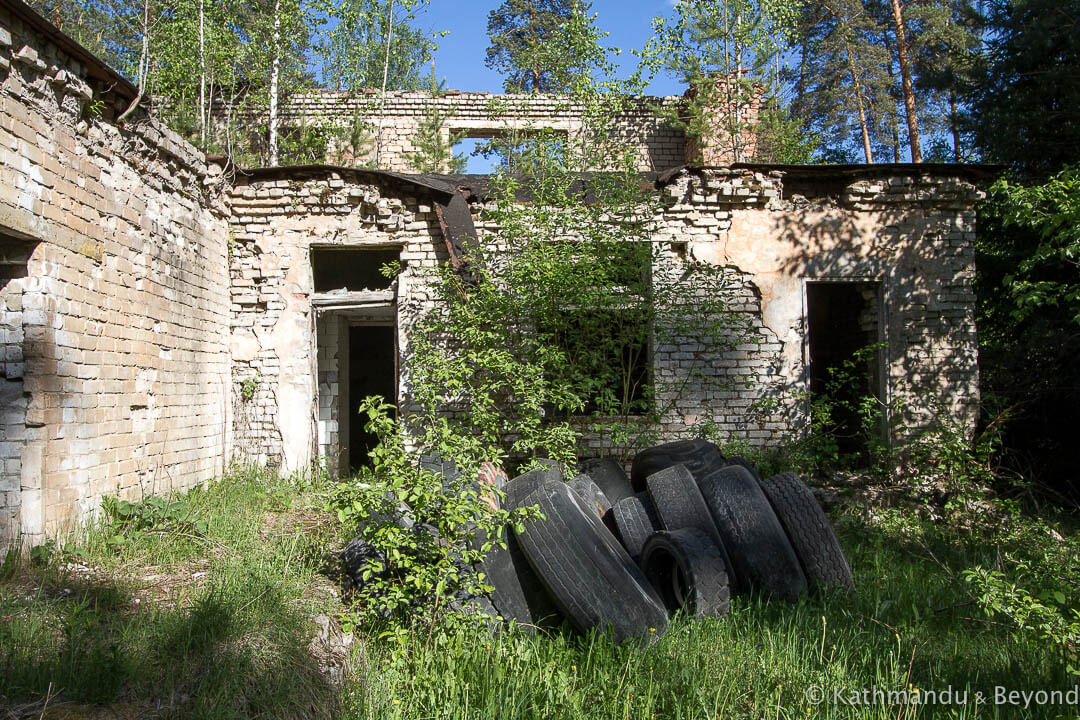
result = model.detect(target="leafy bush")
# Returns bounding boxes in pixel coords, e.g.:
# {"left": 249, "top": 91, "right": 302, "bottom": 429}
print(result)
{"left": 965, "top": 564, "right": 1080, "bottom": 676}
{"left": 976, "top": 166, "right": 1080, "bottom": 493}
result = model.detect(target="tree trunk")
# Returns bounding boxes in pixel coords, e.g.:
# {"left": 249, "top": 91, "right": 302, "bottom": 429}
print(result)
{"left": 888, "top": 0, "right": 921, "bottom": 162}
{"left": 199, "top": 0, "right": 206, "bottom": 148}
{"left": 844, "top": 41, "right": 874, "bottom": 164}
{"left": 528, "top": 0, "right": 539, "bottom": 92}
{"left": 118, "top": 0, "right": 150, "bottom": 124}
{"left": 268, "top": 0, "right": 282, "bottom": 166}
{"left": 882, "top": 31, "right": 901, "bottom": 162}
{"left": 950, "top": 91, "right": 960, "bottom": 161}
{"left": 795, "top": 30, "right": 807, "bottom": 118}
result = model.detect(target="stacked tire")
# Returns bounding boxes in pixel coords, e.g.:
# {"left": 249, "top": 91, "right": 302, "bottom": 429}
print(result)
{"left": 474, "top": 443, "right": 853, "bottom": 643}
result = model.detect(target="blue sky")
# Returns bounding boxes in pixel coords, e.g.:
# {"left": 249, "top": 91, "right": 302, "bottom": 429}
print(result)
{"left": 416, "top": 1, "right": 685, "bottom": 169}
{"left": 419, "top": 0, "right": 685, "bottom": 96}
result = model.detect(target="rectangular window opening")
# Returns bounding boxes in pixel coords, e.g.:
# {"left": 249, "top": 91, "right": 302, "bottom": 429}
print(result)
{"left": 548, "top": 308, "right": 652, "bottom": 417}
{"left": 452, "top": 129, "right": 569, "bottom": 174}
{"left": 311, "top": 246, "right": 401, "bottom": 294}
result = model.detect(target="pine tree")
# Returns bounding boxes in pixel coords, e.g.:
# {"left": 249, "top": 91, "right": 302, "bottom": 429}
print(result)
{"left": 966, "top": 0, "right": 1080, "bottom": 176}
{"left": 485, "top": 0, "right": 582, "bottom": 93}
{"left": 643, "top": 0, "right": 811, "bottom": 163}
{"left": 790, "top": 0, "right": 898, "bottom": 162}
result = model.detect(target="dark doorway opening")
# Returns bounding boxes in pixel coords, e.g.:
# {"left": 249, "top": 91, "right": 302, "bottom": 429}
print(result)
{"left": 348, "top": 325, "right": 396, "bottom": 472}
{"left": 806, "top": 282, "right": 883, "bottom": 456}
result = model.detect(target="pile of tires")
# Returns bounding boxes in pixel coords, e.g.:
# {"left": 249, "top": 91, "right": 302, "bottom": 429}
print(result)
{"left": 484, "top": 440, "right": 854, "bottom": 644}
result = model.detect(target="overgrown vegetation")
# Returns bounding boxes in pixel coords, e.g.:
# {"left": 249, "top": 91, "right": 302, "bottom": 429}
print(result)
{"left": 0, "top": 467, "right": 342, "bottom": 718}
{"left": 340, "top": 504, "right": 1077, "bottom": 719}
{"left": 326, "top": 36, "right": 758, "bottom": 630}
{"left": 3, "top": 463, "right": 1077, "bottom": 718}
{"left": 975, "top": 166, "right": 1080, "bottom": 496}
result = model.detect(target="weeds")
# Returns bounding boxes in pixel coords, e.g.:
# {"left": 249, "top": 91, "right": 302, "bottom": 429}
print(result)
{"left": 338, "top": 506, "right": 1077, "bottom": 720}
{"left": 0, "top": 466, "right": 343, "bottom": 719}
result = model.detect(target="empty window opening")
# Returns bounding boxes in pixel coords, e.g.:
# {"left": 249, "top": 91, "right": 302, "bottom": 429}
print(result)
{"left": 806, "top": 282, "right": 883, "bottom": 457}
{"left": 548, "top": 308, "right": 652, "bottom": 417}
{"left": 452, "top": 129, "right": 569, "bottom": 174}
{"left": 348, "top": 324, "right": 396, "bottom": 472}
{"left": 311, "top": 247, "right": 401, "bottom": 293}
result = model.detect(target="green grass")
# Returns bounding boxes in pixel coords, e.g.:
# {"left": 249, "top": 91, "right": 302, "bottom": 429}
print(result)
{"left": 0, "top": 467, "right": 343, "bottom": 719}
{"left": 341, "top": 508, "right": 1078, "bottom": 720}
{"left": 2, "top": 472, "right": 1077, "bottom": 719}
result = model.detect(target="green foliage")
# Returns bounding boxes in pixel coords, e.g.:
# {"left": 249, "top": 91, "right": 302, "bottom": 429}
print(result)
{"left": 99, "top": 493, "right": 208, "bottom": 549}
{"left": 965, "top": 563, "right": 1080, "bottom": 676}
{"left": 278, "top": 122, "right": 332, "bottom": 165}
{"left": 754, "top": 98, "right": 822, "bottom": 164}
{"left": 967, "top": 0, "right": 1080, "bottom": 176}
{"left": 240, "top": 374, "right": 259, "bottom": 402}
{"left": 976, "top": 166, "right": 1080, "bottom": 492}
{"left": 314, "top": 0, "right": 437, "bottom": 92}
{"left": 330, "top": 397, "right": 541, "bottom": 627}
{"left": 641, "top": 0, "right": 810, "bottom": 163}
{"left": 405, "top": 103, "right": 467, "bottom": 173}
{"left": 740, "top": 344, "right": 889, "bottom": 477}
{"left": 987, "top": 167, "right": 1080, "bottom": 327}
{"left": 485, "top": 0, "right": 592, "bottom": 93}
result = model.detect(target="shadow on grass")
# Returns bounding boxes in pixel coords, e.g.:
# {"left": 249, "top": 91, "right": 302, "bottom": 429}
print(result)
{"left": 0, "top": 562, "right": 336, "bottom": 720}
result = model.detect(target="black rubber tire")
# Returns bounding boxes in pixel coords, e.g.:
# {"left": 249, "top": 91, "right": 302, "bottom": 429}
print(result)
{"left": 581, "top": 458, "right": 634, "bottom": 505}
{"left": 342, "top": 535, "right": 387, "bottom": 590}
{"left": 724, "top": 456, "right": 761, "bottom": 482}
{"left": 474, "top": 529, "right": 563, "bottom": 630}
{"left": 644, "top": 464, "right": 737, "bottom": 588}
{"left": 504, "top": 466, "right": 562, "bottom": 511}
{"left": 611, "top": 492, "right": 661, "bottom": 563}
{"left": 631, "top": 440, "right": 726, "bottom": 491}
{"left": 419, "top": 451, "right": 460, "bottom": 487}
{"left": 757, "top": 472, "right": 855, "bottom": 594}
{"left": 641, "top": 528, "right": 731, "bottom": 619}
{"left": 698, "top": 465, "right": 808, "bottom": 601}
{"left": 515, "top": 482, "right": 668, "bottom": 644}
{"left": 568, "top": 475, "right": 612, "bottom": 519}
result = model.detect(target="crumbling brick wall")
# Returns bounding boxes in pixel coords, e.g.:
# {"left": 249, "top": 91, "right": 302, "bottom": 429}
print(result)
{"left": 657, "top": 167, "right": 981, "bottom": 444}
{"left": 227, "top": 169, "right": 451, "bottom": 474}
{"left": 227, "top": 166, "right": 982, "bottom": 472}
{"left": 0, "top": 3, "right": 231, "bottom": 547}
{"left": 211, "top": 90, "right": 688, "bottom": 172}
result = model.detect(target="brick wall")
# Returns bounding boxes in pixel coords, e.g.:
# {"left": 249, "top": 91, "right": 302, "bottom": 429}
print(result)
{"left": 657, "top": 168, "right": 982, "bottom": 444}
{"left": 0, "top": 4, "right": 230, "bottom": 548}
{"left": 227, "top": 170, "right": 450, "bottom": 473}
{"left": 228, "top": 166, "right": 982, "bottom": 471}
{"left": 208, "top": 90, "right": 689, "bottom": 172}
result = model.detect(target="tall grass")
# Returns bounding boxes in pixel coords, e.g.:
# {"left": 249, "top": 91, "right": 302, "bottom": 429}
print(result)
{"left": 0, "top": 467, "right": 341, "bottom": 719}
{"left": 2, "top": 469, "right": 1076, "bottom": 719}
{"left": 342, "top": 508, "right": 1076, "bottom": 720}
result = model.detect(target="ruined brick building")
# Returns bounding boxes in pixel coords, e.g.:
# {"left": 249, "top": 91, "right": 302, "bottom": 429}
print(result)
{"left": 0, "top": 0, "right": 990, "bottom": 547}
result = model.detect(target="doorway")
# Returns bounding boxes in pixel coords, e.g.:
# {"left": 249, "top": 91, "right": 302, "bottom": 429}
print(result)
{"left": 348, "top": 324, "right": 396, "bottom": 472}
{"left": 806, "top": 281, "right": 883, "bottom": 456}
